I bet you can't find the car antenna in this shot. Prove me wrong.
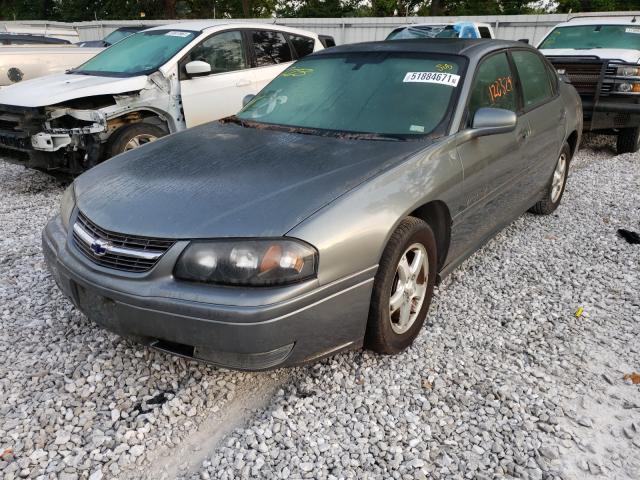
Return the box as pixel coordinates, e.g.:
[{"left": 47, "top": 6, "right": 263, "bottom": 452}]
[{"left": 632, "top": 15, "right": 637, "bottom": 23}]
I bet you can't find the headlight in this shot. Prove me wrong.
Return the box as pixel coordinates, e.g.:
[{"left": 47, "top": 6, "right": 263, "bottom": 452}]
[
  {"left": 174, "top": 239, "right": 318, "bottom": 286},
  {"left": 60, "top": 184, "right": 76, "bottom": 229},
  {"left": 617, "top": 66, "right": 640, "bottom": 77}
]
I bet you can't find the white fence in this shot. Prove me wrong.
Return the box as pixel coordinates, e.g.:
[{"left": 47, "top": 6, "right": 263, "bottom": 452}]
[{"left": 3, "top": 11, "right": 639, "bottom": 46}]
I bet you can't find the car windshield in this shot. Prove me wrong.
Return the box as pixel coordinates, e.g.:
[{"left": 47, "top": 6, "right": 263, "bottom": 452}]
[
  {"left": 236, "top": 52, "right": 465, "bottom": 139},
  {"left": 104, "top": 28, "right": 142, "bottom": 45},
  {"left": 539, "top": 25, "right": 640, "bottom": 50},
  {"left": 386, "top": 25, "right": 447, "bottom": 40},
  {"left": 74, "top": 29, "right": 196, "bottom": 77}
]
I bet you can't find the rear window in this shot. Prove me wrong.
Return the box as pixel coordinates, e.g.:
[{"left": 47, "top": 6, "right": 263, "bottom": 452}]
[
  {"left": 252, "top": 30, "right": 293, "bottom": 67},
  {"left": 288, "top": 34, "right": 315, "bottom": 58},
  {"left": 478, "top": 26, "right": 492, "bottom": 39}
]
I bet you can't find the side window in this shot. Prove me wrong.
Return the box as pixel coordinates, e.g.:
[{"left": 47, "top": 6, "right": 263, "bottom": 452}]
[
  {"left": 545, "top": 61, "right": 559, "bottom": 95},
  {"left": 511, "top": 50, "right": 554, "bottom": 109},
  {"left": 467, "top": 52, "right": 517, "bottom": 125},
  {"left": 478, "top": 26, "right": 492, "bottom": 39},
  {"left": 252, "top": 30, "right": 292, "bottom": 67},
  {"left": 184, "top": 31, "right": 246, "bottom": 74},
  {"left": 287, "top": 34, "right": 315, "bottom": 58}
]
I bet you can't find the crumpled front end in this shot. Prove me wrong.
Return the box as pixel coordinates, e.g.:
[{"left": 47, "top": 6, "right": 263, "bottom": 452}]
[
  {"left": 0, "top": 102, "right": 109, "bottom": 173},
  {"left": 0, "top": 72, "right": 180, "bottom": 174}
]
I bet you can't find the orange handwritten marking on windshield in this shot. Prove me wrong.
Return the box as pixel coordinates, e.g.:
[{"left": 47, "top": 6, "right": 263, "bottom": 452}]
[{"left": 489, "top": 76, "right": 513, "bottom": 103}]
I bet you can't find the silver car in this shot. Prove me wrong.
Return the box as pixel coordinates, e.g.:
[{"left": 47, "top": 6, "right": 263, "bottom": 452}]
[{"left": 42, "top": 39, "right": 582, "bottom": 370}]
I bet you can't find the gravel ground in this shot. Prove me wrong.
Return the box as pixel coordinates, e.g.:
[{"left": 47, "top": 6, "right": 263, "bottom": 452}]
[{"left": 0, "top": 135, "right": 639, "bottom": 480}]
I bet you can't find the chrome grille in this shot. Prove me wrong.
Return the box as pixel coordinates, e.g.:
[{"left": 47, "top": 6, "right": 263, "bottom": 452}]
[{"left": 72, "top": 211, "right": 175, "bottom": 273}]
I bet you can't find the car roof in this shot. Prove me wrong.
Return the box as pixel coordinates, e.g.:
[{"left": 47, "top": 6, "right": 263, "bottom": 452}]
[
  {"left": 314, "top": 38, "right": 530, "bottom": 58},
  {"left": 0, "top": 33, "right": 70, "bottom": 44},
  {"left": 393, "top": 21, "right": 492, "bottom": 29},
  {"left": 143, "top": 21, "right": 319, "bottom": 37},
  {"left": 557, "top": 16, "right": 639, "bottom": 27}
]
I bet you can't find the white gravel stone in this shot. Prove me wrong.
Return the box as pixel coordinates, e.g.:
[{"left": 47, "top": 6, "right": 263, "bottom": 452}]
[{"left": 1, "top": 134, "right": 638, "bottom": 480}]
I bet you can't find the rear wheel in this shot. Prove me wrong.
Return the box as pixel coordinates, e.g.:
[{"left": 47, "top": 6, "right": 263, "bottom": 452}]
[
  {"left": 529, "top": 143, "right": 570, "bottom": 215},
  {"left": 365, "top": 217, "right": 437, "bottom": 354},
  {"left": 616, "top": 127, "right": 640, "bottom": 154},
  {"left": 107, "top": 123, "right": 166, "bottom": 159}
]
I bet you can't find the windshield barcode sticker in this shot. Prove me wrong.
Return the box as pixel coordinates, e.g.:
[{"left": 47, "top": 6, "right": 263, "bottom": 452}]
[
  {"left": 626, "top": 27, "right": 640, "bottom": 34},
  {"left": 165, "top": 31, "right": 191, "bottom": 37},
  {"left": 404, "top": 72, "right": 460, "bottom": 87}
]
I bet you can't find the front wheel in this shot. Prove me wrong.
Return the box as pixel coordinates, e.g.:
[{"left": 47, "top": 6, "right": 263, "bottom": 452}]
[
  {"left": 616, "top": 127, "right": 640, "bottom": 154},
  {"left": 365, "top": 217, "right": 437, "bottom": 354},
  {"left": 529, "top": 143, "right": 570, "bottom": 215},
  {"left": 107, "top": 123, "right": 166, "bottom": 159}
]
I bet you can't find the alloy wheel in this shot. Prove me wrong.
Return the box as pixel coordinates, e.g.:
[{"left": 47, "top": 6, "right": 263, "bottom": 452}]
[
  {"left": 389, "top": 243, "right": 429, "bottom": 334},
  {"left": 124, "top": 134, "right": 158, "bottom": 151},
  {"left": 550, "top": 152, "right": 567, "bottom": 203}
]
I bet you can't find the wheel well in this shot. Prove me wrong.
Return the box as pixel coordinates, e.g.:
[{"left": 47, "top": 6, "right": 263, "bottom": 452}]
[
  {"left": 409, "top": 201, "right": 451, "bottom": 271},
  {"left": 106, "top": 111, "right": 169, "bottom": 138},
  {"left": 567, "top": 130, "right": 578, "bottom": 158}
]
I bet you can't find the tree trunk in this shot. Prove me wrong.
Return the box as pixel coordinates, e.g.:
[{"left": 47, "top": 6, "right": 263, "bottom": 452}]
[
  {"left": 430, "top": 0, "right": 441, "bottom": 15},
  {"left": 242, "top": 0, "right": 251, "bottom": 17},
  {"left": 164, "top": 0, "right": 177, "bottom": 18}
]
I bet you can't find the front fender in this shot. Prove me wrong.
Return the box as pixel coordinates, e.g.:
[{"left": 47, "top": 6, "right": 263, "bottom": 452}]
[{"left": 287, "top": 138, "right": 462, "bottom": 285}]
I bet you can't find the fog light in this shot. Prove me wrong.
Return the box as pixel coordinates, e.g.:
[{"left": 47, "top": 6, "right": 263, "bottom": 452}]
[{"left": 616, "top": 82, "right": 640, "bottom": 93}]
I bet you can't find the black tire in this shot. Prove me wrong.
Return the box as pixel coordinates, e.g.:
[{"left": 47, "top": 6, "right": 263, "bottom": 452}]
[
  {"left": 529, "top": 143, "right": 571, "bottom": 215},
  {"left": 616, "top": 127, "right": 640, "bottom": 154},
  {"left": 365, "top": 217, "right": 437, "bottom": 354},
  {"left": 107, "top": 123, "right": 166, "bottom": 159}
]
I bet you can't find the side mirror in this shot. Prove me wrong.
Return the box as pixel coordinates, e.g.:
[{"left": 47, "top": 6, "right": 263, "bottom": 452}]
[
  {"left": 242, "top": 94, "right": 256, "bottom": 107},
  {"left": 185, "top": 60, "right": 211, "bottom": 77},
  {"left": 518, "top": 38, "right": 530, "bottom": 44},
  {"left": 470, "top": 108, "right": 517, "bottom": 138}
]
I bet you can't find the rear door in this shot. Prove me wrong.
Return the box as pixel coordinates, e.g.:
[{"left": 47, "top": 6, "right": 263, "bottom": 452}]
[
  {"left": 450, "top": 51, "right": 530, "bottom": 261},
  {"left": 247, "top": 29, "right": 296, "bottom": 93},
  {"left": 510, "top": 49, "right": 564, "bottom": 192},
  {"left": 179, "top": 30, "right": 254, "bottom": 128}
]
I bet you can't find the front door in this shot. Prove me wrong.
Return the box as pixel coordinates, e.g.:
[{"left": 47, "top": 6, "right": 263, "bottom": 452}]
[
  {"left": 449, "top": 51, "right": 530, "bottom": 262},
  {"left": 180, "top": 30, "right": 254, "bottom": 128}
]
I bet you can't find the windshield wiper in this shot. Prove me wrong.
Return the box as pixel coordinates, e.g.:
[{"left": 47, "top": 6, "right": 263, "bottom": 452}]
[
  {"left": 222, "top": 117, "right": 406, "bottom": 141},
  {"left": 340, "top": 133, "right": 404, "bottom": 142}
]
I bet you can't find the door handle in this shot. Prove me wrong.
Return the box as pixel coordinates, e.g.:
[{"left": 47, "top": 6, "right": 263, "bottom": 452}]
[
  {"left": 235, "top": 79, "right": 251, "bottom": 87},
  {"left": 558, "top": 110, "right": 566, "bottom": 121}
]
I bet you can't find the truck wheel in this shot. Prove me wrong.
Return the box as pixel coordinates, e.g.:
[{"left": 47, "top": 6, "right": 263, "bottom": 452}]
[
  {"left": 107, "top": 123, "right": 166, "bottom": 158},
  {"left": 616, "top": 127, "right": 640, "bottom": 154},
  {"left": 365, "top": 217, "right": 437, "bottom": 354},
  {"left": 529, "top": 143, "right": 571, "bottom": 215}
]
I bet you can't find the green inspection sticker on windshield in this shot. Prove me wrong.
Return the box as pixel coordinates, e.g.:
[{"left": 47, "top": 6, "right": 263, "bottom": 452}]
[{"left": 403, "top": 72, "right": 460, "bottom": 87}]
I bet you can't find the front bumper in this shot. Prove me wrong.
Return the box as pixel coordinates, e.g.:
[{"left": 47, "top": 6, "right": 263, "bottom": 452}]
[{"left": 42, "top": 214, "right": 375, "bottom": 370}]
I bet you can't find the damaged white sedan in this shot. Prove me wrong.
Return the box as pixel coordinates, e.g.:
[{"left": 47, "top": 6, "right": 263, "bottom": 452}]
[{"left": 0, "top": 21, "right": 328, "bottom": 174}]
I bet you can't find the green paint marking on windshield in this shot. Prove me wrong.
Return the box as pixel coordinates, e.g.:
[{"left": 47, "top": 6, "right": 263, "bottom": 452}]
[{"left": 281, "top": 67, "right": 314, "bottom": 77}]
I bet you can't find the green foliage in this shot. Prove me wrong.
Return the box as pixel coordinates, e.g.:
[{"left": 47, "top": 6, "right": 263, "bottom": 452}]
[
  {"left": 0, "top": 0, "right": 636, "bottom": 21},
  {"left": 555, "top": 0, "right": 637, "bottom": 13}
]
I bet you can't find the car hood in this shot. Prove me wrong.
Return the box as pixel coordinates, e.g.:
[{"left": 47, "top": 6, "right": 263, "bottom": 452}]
[
  {"left": 74, "top": 122, "right": 431, "bottom": 239},
  {"left": 540, "top": 48, "right": 640, "bottom": 64},
  {"left": 0, "top": 72, "right": 148, "bottom": 107}
]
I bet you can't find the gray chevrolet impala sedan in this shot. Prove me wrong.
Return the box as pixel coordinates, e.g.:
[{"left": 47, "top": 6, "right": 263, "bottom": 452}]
[{"left": 43, "top": 39, "right": 582, "bottom": 370}]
